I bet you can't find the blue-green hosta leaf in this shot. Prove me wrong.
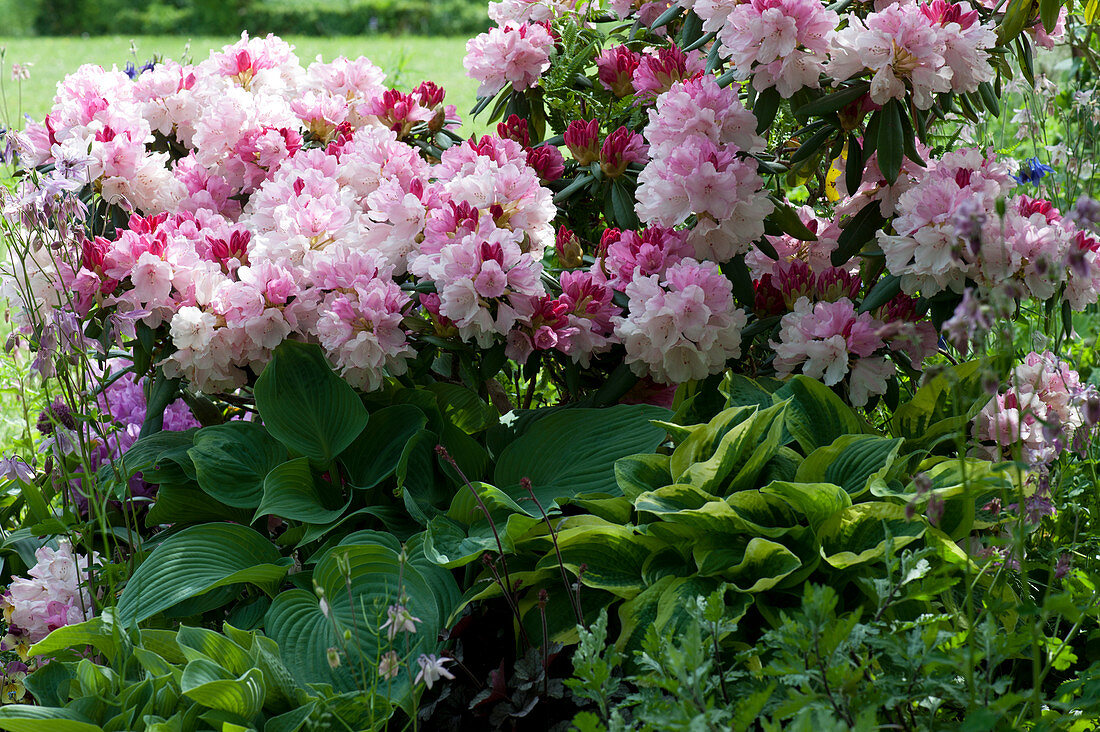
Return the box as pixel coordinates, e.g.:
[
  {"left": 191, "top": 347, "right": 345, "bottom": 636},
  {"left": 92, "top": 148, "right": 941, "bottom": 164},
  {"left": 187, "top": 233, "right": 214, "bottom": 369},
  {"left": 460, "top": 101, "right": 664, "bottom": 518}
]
[
  {"left": 338, "top": 405, "right": 427, "bottom": 491},
  {"left": 0, "top": 706, "right": 103, "bottom": 732},
  {"left": 188, "top": 422, "right": 287, "bottom": 508},
  {"left": 795, "top": 435, "right": 904, "bottom": 497},
  {"left": 615, "top": 453, "right": 672, "bottom": 501},
  {"left": 817, "top": 502, "right": 926, "bottom": 569},
  {"left": 254, "top": 341, "right": 368, "bottom": 465},
  {"left": 778, "top": 375, "right": 867, "bottom": 453},
  {"left": 759, "top": 481, "right": 852, "bottom": 532},
  {"left": 426, "top": 383, "right": 498, "bottom": 434},
  {"left": 254, "top": 458, "right": 349, "bottom": 524},
  {"left": 117, "top": 523, "right": 291, "bottom": 624},
  {"left": 265, "top": 542, "right": 457, "bottom": 698},
  {"left": 180, "top": 658, "right": 265, "bottom": 721},
  {"left": 494, "top": 405, "right": 670, "bottom": 507}
]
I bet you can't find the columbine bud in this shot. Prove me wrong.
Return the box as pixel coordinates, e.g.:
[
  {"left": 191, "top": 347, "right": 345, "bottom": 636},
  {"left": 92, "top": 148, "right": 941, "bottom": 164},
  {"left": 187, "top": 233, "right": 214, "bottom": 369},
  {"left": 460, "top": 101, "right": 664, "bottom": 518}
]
[
  {"left": 327, "top": 648, "right": 341, "bottom": 669},
  {"left": 564, "top": 119, "right": 600, "bottom": 165},
  {"left": 925, "top": 493, "right": 945, "bottom": 527},
  {"left": 1085, "top": 393, "right": 1100, "bottom": 427}
]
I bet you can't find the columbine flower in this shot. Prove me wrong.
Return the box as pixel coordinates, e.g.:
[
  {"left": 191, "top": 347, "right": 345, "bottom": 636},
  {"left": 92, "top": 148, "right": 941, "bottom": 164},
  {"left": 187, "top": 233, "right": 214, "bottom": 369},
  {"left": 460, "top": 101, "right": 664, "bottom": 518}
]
[
  {"left": 380, "top": 603, "right": 421, "bottom": 640},
  {"left": 378, "top": 650, "right": 401, "bottom": 680},
  {"left": 1013, "top": 157, "right": 1055, "bottom": 186},
  {"left": 0, "top": 457, "right": 34, "bottom": 485},
  {"left": 414, "top": 654, "right": 455, "bottom": 689}
]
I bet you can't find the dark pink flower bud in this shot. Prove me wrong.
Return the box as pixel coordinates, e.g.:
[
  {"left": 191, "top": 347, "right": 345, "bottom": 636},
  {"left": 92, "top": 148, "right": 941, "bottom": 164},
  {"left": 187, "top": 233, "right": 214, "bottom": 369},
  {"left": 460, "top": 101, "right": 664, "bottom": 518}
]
[
  {"left": 497, "top": 114, "right": 531, "bottom": 147},
  {"left": 527, "top": 145, "right": 565, "bottom": 182},
  {"left": 596, "top": 46, "right": 641, "bottom": 98},
  {"left": 599, "top": 126, "right": 648, "bottom": 178},
  {"left": 565, "top": 119, "right": 600, "bottom": 165}
]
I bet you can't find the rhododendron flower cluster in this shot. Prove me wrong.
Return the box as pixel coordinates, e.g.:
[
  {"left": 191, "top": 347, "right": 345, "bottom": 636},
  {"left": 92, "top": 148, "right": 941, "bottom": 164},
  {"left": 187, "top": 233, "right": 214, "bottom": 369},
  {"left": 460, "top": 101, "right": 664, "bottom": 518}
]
[
  {"left": 771, "top": 295, "right": 936, "bottom": 406},
  {"left": 974, "top": 352, "right": 1098, "bottom": 466},
  {"left": 615, "top": 259, "right": 748, "bottom": 384},
  {"left": 464, "top": 23, "right": 556, "bottom": 98},
  {"left": 694, "top": 0, "right": 838, "bottom": 98},
  {"left": 878, "top": 147, "right": 1100, "bottom": 304},
  {"left": 636, "top": 76, "right": 772, "bottom": 263},
  {"left": 1, "top": 540, "right": 95, "bottom": 645},
  {"left": 828, "top": 0, "right": 996, "bottom": 108}
]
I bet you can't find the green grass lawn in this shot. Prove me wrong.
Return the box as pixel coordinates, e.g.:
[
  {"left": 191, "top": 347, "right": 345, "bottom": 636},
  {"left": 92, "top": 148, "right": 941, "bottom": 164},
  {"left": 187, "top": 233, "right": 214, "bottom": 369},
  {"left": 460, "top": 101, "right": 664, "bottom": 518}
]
[{"left": 0, "top": 35, "right": 485, "bottom": 134}]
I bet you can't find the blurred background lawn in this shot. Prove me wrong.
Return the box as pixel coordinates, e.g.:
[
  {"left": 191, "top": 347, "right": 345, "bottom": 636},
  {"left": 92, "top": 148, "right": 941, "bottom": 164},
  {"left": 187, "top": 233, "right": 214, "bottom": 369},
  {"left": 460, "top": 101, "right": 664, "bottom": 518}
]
[{"left": 0, "top": 36, "right": 480, "bottom": 131}]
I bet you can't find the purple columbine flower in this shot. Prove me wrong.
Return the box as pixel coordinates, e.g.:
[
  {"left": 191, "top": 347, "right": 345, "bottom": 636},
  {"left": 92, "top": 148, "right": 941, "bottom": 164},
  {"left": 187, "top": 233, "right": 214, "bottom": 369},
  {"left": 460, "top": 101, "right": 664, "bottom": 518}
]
[{"left": 1013, "top": 157, "right": 1055, "bottom": 186}]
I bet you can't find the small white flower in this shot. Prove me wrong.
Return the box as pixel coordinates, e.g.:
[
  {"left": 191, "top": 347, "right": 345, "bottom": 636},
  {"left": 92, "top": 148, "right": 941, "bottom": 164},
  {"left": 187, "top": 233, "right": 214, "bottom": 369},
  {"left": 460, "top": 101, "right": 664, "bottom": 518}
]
[
  {"left": 380, "top": 604, "right": 421, "bottom": 640},
  {"left": 414, "top": 654, "right": 454, "bottom": 690}
]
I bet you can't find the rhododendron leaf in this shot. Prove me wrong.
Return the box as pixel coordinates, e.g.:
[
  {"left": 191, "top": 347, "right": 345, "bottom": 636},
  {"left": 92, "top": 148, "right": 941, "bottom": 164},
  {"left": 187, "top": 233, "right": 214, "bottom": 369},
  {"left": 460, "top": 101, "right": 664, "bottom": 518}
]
[
  {"left": 615, "top": 453, "right": 672, "bottom": 501},
  {"left": 817, "top": 503, "right": 926, "bottom": 569},
  {"left": 877, "top": 101, "right": 904, "bottom": 184},
  {"left": 721, "top": 256, "right": 755, "bottom": 309},
  {"left": 180, "top": 659, "right": 265, "bottom": 721},
  {"left": 0, "top": 706, "right": 103, "bottom": 732},
  {"left": 254, "top": 341, "right": 368, "bottom": 465},
  {"left": 779, "top": 376, "right": 866, "bottom": 453},
  {"left": 494, "top": 405, "right": 671, "bottom": 507},
  {"left": 793, "top": 81, "right": 871, "bottom": 122},
  {"left": 1086, "top": 0, "right": 1100, "bottom": 24},
  {"left": 767, "top": 196, "right": 818, "bottom": 241},
  {"left": 998, "top": 0, "right": 1034, "bottom": 44},
  {"left": 831, "top": 202, "right": 884, "bottom": 265},
  {"left": 553, "top": 173, "right": 596, "bottom": 204},
  {"left": 753, "top": 87, "right": 782, "bottom": 134},
  {"left": 338, "top": 405, "right": 427, "bottom": 490},
  {"left": 858, "top": 274, "right": 901, "bottom": 314},
  {"left": 845, "top": 133, "right": 864, "bottom": 195},
  {"left": 189, "top": 422, "right": 288, "bottom": 508},
  {"left": 795, "top": 435, "right": 904, "bottom": 497},
  {"left": 117, "top": 523, "right": 290, "bottom": 624},
  {"left": 651, "top": 2, "right": 684, "bottom": 28},
  {"left": 254, "top": 458, "right": 348, "bottom": 525},
  {"left": 789, "top": 123, "right": 835, "bottom": 166},
  {"left": 609, "top": 179, "right": 639, "bottom": 229}
]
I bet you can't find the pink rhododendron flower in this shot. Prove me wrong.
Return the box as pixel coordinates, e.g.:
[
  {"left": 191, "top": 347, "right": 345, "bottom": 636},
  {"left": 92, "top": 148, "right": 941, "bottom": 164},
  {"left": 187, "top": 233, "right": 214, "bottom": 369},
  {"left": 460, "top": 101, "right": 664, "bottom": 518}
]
[
  {"left": 464, "top": 23, "right": 556, "bottom": 98},
  {"left": 2, "top": 540, "right": 96, "bottom": 644},
  {"left": 615, "top": 259, "right": 747, "bottom": 383}
]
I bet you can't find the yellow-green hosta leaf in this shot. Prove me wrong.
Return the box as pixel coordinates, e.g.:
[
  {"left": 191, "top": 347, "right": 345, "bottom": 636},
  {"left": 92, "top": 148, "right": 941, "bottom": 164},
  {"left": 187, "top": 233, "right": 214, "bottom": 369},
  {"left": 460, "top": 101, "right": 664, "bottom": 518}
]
[
  {"left": 817, "top": 503, "right": 925, "bottom": 569},
  {"left": 795, "top": 435, "right": 904, "bottom": 497}
]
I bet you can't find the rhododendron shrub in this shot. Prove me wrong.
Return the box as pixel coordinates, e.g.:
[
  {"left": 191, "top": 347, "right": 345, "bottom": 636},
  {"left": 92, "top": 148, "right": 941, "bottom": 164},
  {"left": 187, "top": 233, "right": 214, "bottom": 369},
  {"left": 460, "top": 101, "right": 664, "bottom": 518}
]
[
  {"left": 0, "top": 1, "right": 1088, "bottom": 435},
  {"left": 4, "top": 0, "right": 1100, "bottom": 728}
]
